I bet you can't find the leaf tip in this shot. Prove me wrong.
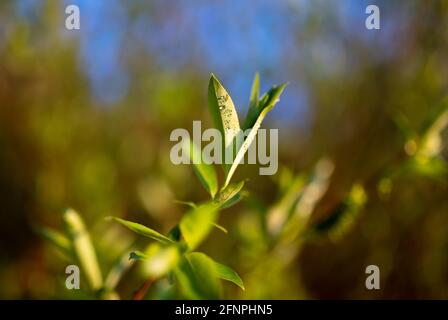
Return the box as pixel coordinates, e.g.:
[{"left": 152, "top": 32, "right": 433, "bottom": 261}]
[{"left": 209, "top": 73, "right": 218, "bottom": 84}]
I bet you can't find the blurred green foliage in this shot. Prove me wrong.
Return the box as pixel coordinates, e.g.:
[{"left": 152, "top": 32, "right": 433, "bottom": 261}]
[{"left": 0, "top": 0, "right": 448, "bottom": 299}]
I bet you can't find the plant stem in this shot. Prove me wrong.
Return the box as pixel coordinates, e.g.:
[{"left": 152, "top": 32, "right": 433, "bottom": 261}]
[{"left": 133, "top": 278, "right": 153, "bottom": 300}]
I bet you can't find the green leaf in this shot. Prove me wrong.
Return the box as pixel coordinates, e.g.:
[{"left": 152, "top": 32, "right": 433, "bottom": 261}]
[
  {"left": 220, "top": 192, "right": 245, "bottom": 209},
  {"left": 173, "top": 257, "right": 210, "bottom": 299},
  {"left": 225, "top": 83, "right": 287, "bottom": 188},
  {"left": 111, "top": 217, "right": 173, "bottom": 245},
  {"left": 243, "top": 82, "right": 287, "bottom": 131},
  {"left": 179, "top": 203, "right": 218, "bottom": 251},
  {"left": 34, "top": 226, "right": 73, "bottom": 258},
  {"left": 140, "top": 243, "right": 180, "bottom": 278},
  {"left": 63, "top": 208, "right": 103, "bottom": 290},
  {"left": 243, "top": 73, "right": 261, "bottom": 131},
  {"left": 174, "top": 253, "right": 244, "bottom": 298},
  {"left": 173, "top": 259, "right": 202, "bottom": 299},
  {"left": 182, "top": 137, "right": 218, "bottom": 198},
  {"left": 214, "top": 180, "right": 245, "bottom": 208},
  {"left": 208, "top": 74, "right": 241, "bottom": 171},
  {"left": 186, "top": 252, "right": 221, "bottom": 299},
  {"left": 187, "top": 252, "right": 244, "bottom": 291},
  {"left": 173, "top": 200, "right": 197, "bottom": 208},
  {"left": 250, "top": 73, "right": 260, "bottom": 110},
  {"left": 214, "top": 260, "right": 245, "bottom": 290}
]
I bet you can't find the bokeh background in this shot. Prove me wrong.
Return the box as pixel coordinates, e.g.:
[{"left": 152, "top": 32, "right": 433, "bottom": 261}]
[{"left": 1, "top": 0, "right": 448, "bottom": 299}]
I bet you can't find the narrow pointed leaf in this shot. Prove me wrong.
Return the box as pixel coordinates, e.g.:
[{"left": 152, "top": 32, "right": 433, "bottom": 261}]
[
  {"left": 173, "top": 200, "right": 197, "bottom": 208},
  {"left": 34, "top": 226, "right": 73, "bottom": 258},
  {"left": 243, "top": 73, "right": 261, "bottom": 130},
  {"left": 225, "top": 84, "right": 287, "bottom": 188},
  {"left": 214, "top": 180, "right": 245, "bottom": 208},
  {"left": 182, "top": 137, "right": 218, "bottom": 198},
  {"left": 188, "top": 252, "right": 244, "bottom": 291},
  {"left": 63, "top": 208, "right": 103, "bottom": 290},
  {"left": 208, "top": 74, "right": 241, "bottom": 171},
  {"left": 250, "top": 73, "right": 260, "bottom": 108},
  {"left": 214, "top": 261, "right": 245, "bottom": 290},
  {"left": 112, "top": 217, "right": 173, "bottom": 245},
  {"left": 219, "top": 193, "right": 244, "bottom": 209},
  {"left": 243, "top": 83, "right": 287, "bottom": 130}
]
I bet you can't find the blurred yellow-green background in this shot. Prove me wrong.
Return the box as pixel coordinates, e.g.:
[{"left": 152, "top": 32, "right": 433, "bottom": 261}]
[{"left": 1, "top": 0, "right": 448, "bottom": 299}]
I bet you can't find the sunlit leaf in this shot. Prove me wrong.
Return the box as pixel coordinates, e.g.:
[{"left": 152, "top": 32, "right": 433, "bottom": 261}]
[
  {"left": 243, "top": 82, "right": 287, "bottom": 131},
  {"left": 208, "top": 74, "right": 241, "bottom": 172},
  {"left": 140, "top": 243, "right": 180, "bottom": 278},
  {"left": 179, "top": 203, "right": 217, "bottom": 250},
  {"left": 111, "top": 217, "right": 173, "bottom": 245},
  {"left": 63, "top": 208, "right": 103, "bottom": 290},
  {"left": 225, "top": 84, "right": 287, "bottom": 188},
  {"left": 214, "top": 180, "right": 245, "bottom": 208},
  {"left": 219, "top": 192, "right": 245, "bottom": 209}
]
